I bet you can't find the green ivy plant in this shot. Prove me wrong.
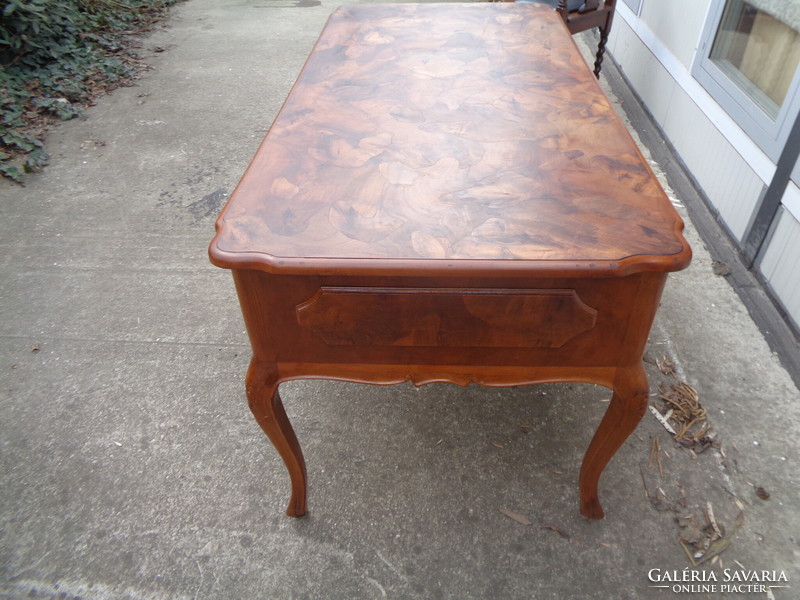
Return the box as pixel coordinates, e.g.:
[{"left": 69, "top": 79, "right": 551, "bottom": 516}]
[{"left": 1, "top": 0, "right": 180, "bottom": 183}]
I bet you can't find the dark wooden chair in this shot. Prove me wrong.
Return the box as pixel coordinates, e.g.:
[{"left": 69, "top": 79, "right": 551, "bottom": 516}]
[{"left": 503, "top": 0, "right": 618, "bottom": 78}]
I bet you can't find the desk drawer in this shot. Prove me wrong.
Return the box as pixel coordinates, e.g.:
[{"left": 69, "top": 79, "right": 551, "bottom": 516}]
[{"left": 295, "top": 287, "right": 597, "bottom": 349}]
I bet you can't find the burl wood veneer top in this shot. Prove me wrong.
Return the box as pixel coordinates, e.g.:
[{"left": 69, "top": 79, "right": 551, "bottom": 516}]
[{"left": 210, "top": 3, "right": 691, "bottom": 277}]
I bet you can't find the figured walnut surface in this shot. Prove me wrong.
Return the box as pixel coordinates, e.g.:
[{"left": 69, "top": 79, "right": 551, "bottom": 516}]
[{"left": 209, "top": 3, "right": 690, "bottom": 277}]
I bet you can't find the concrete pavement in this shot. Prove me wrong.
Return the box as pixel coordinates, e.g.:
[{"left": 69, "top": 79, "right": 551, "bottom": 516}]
[{"left": 1, "top": 1, "right": 799, "bottom": 598}]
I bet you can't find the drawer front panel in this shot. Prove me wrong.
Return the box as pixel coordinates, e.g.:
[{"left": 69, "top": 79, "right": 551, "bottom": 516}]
[{"left": 296, "top": 287, "right": 597, "bottom": 349}]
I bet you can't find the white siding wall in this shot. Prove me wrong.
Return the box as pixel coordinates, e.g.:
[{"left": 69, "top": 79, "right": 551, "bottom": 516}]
[
  {"left": 660, "top": 82, "right": 765, "bottom": 239},
  {"left": 759, "top": 205, "right": 800, "bottom": 331},
  {"left": 638, "top": 0, "right": 710, "bottom": 69},
  {"left": 608, "top": 15, "right": 765, "bottom": 240}
]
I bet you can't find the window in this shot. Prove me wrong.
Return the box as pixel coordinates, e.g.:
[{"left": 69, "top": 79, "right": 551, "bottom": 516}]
[
  {"left": 711, "top": 2, "right": 800, "bottom": 119},
  {"left": 693, "top": 0, "right": 800, "bottom": 161}
]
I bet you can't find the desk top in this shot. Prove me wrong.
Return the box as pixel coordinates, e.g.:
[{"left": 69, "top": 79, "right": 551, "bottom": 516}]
[{"left": 210, "top": 3, "right": 691, "bottom": 277}]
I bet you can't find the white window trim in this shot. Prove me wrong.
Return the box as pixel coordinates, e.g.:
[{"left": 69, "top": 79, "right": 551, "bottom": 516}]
[{"left": 691, "top": 0, "right": 800, "bottom": 163}]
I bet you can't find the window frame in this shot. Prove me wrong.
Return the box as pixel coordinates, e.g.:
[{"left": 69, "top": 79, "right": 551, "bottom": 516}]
[{"left": 691, "top": 0, "right": 800, "bottom": 162}]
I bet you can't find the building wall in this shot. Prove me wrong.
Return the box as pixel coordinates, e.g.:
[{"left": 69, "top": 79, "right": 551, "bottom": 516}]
[
  {"left": 638, "top": 0, "right": 710, "bottom": 69},
  {"left": 607, "top": 1, "right": 799, "bottom": 330},
  {"left": 760, "top": 202, "right": 800, "bottom": 331}
]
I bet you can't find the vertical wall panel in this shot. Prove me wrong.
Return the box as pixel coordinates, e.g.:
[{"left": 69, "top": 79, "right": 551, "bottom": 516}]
[
  {"left": 759, "top": 208, "right": 800, "bottom": 330},
  {"left": 609, "top": 19, "right": 677, "bottom": 125},
  {"left": 660, "top": 85, "right": 765, "bottom": 240},
  {"left": 639, "top": 0, "right": 711, "bottom": 69}
]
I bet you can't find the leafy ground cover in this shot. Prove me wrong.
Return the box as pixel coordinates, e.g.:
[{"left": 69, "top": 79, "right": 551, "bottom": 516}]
[{"left": 1, "top": 0, "right": 181, "bottom": 183}]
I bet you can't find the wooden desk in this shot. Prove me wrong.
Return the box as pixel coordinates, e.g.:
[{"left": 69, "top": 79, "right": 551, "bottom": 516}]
[{"left": 209, "top": 3, "right": 691, "bottom": 519}]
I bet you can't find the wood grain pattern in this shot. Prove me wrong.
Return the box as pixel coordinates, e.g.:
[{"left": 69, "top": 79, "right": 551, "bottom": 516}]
[
  {"left": 235, "top": 270, "right": 652, "bottom": 370},
  {"left": 209, "top": 3, "right": 690, "bottom": 276},
  {"left": 296, "top": 287, "right": 597, "bottom": 348}
]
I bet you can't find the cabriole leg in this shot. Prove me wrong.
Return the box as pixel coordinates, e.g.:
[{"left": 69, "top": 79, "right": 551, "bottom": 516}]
[
  {"left": 246, "top": 359, "right": 307, "bottom": 517},
  {"left": 579, "top": 365, "right": 648, "bottom": 519}
]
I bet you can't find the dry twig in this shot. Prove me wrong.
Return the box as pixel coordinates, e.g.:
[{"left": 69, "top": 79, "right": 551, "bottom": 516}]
[
  {"left": 657, "top": 356, "right": 676, "bottom": 377},
  {"left": 658, "top": 382, "right": 716, "bottom": 452}
]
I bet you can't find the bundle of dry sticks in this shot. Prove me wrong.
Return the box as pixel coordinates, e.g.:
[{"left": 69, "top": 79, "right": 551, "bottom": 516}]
[{"left": 658, "top": 381, "right": 716, "bottom": 453}]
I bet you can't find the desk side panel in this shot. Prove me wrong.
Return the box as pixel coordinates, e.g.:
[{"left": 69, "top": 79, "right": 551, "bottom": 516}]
[{"left": 232, "top": 271, "right": 665, "bottom": 383}]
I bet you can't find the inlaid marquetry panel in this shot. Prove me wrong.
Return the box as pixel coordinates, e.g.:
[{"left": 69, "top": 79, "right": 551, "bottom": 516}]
[
  {"left": 296, "top": 287, "right": 597, "bottom": 348},
  {"left": 210, "top": 3, "right": 690, "bottom": 275}
]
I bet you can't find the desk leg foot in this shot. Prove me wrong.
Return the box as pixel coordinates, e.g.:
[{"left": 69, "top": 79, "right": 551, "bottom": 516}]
[
  {"left": 246, "top": 359, "right": 308, "bottom": 517},
  {"left": 579, "top": 365, "right": 648, "bottom": 519}
]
